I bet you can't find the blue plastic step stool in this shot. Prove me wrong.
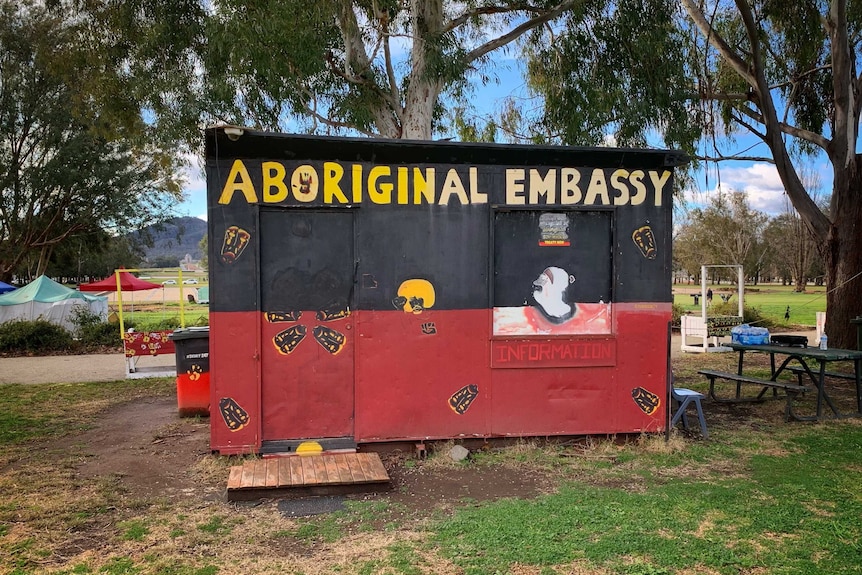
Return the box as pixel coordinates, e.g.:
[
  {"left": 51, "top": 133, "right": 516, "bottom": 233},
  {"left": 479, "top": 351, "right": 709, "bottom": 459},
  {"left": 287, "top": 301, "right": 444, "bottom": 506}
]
[{"left": 671, "top": 379, "right": 709, "bottom": 438}]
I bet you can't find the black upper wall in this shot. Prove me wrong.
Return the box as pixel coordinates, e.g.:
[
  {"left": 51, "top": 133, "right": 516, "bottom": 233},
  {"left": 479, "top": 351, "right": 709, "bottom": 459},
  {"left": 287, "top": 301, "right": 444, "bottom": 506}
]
[{"left": 205, "top": 128, "right": 684, "bottom": 313}]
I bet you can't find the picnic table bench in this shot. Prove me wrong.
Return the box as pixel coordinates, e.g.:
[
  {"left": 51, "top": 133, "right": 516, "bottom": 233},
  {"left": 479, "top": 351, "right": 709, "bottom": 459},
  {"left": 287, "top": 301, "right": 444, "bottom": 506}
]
[
  {"left": 704, "top": 342, "right": 862, "bottom": 421},
  {"left": 698, "top": 369, "right": 811, "bottom": 421},
  {"left": 786, "top": 364, "right": 856, "bottom": 383}
]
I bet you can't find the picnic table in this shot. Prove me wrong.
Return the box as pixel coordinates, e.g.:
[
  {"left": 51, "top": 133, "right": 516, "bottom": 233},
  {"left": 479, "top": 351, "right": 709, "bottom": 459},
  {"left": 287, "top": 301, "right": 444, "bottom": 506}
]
[{"left": 699, "top": 342, "right": 862, "bottom": 421}]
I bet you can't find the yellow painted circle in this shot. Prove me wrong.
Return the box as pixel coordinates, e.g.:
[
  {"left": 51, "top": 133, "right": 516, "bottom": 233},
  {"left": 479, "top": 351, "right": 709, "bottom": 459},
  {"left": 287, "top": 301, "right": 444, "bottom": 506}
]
[{"left": 296, "top": 441, "right": 323, "bottom": 456}]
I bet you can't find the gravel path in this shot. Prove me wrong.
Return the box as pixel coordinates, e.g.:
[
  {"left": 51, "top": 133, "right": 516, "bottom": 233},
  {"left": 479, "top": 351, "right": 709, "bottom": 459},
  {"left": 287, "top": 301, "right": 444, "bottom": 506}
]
[{"left": 0, "top": 352, "right": 176, "bottom": 384}]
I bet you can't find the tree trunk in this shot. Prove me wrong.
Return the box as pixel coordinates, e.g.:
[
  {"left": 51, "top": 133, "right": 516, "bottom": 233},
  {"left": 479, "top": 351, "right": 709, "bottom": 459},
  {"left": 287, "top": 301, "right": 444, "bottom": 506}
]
[
  {"left": 402, "top": 0, "right": 444, "bottom": 139},
  {"left": 824, "top": 164, "right": 862, "bottom": 349}
]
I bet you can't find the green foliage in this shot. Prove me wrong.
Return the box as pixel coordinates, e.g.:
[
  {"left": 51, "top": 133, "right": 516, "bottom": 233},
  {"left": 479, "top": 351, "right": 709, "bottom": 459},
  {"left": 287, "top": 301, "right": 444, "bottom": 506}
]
[
  {"left": 710, "top": 300, "right": 772, "bottom": 327},
  {"left": 46, "top": 233, "right": 144, "bottom": 283},
  {"left": 199, "top": 1, "right": 580, "bottom": 139},
  {"left": 0, "top": 319, "right": 73, "bottom": 353},
  {"left": 671, "top": 303, "right": 685, "bottom": 327},
  {"left": 526, "top": 0, "right": 699, "bottom": 156},
  {"left": 198, "top": 234, "right": 208, "bottom": 271},
  {"left": 70, "top": 307, "right": 118, "bottom": 347},
  {"left": 0, "top": 1, "right": 185, "bottom": 280}
]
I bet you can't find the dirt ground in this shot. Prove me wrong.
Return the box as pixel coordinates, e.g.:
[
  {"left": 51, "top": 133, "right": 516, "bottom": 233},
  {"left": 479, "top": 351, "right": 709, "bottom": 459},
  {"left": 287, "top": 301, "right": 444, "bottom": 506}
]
[
  {"left": 0, "top": 349, "right": 572, "bottom": 517},
  {"left": 0, "top": 328, "right": 816, "bottom": 510},
  {"left": 44, "top": 393, "right": 555, "bottom": 519}
]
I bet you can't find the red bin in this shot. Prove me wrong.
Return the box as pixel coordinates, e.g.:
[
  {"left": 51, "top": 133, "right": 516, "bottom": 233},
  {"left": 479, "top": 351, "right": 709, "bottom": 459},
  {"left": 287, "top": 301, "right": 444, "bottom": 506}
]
[{"left": 169, "top": 327, "right": 210, "bottom": 417}]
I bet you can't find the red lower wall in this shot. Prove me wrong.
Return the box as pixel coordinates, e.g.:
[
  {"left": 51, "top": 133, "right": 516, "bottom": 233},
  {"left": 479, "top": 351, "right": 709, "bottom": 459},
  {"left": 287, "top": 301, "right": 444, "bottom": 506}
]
[{"left": 209, "top": 303, "right": 670, "bottom": 454}]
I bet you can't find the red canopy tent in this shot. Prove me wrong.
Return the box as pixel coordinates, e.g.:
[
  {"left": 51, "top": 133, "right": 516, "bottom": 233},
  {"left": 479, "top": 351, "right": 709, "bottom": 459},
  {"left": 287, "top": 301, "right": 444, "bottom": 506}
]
[{"left": 78, "top": 271, "right": 162, "bottom": 292}]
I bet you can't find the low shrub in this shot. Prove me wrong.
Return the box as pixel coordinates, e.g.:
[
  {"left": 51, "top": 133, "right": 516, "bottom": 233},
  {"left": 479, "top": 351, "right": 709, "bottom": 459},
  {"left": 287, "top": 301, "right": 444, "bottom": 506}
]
[
  {"left": 70, "top": 307, "right": 120, "bottom": 347},
  {"left": 0, "top": 319, "right": 74, "bottom": 354},
  {"left": 131, "top": 315, "right": 208, "bottom": 332},
  {"left": 710, "top": 300, "right": 774, "bottom": 328},
  {"left": 137, "top": 317, "right": 183, "bottom": 332},
  {"left": 671, "top": 303, "right": 685, "bottom": 327}
]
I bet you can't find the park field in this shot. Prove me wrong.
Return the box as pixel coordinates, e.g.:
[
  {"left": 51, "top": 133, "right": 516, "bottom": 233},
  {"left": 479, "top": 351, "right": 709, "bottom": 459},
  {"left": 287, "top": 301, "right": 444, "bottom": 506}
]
[{"left": 674, "top": 283, "right": 826, "bottom": 327}]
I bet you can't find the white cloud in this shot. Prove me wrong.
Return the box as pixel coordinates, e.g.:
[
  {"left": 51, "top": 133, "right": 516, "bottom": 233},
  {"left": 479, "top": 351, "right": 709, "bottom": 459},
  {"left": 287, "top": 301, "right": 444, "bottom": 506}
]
[
  {"left": 685, "top": 159, "right": 835, "bottom": 216},
  {"left": 177, "top": 152, "right": 208, "bottom": 220},
  {"left": 685, "top": 162, "right": 831, "bottom": 216},
  {"left": 181, "top": 152, "right": 206, "bottom": 191},
  {"left": 718, "top": 163, "right": 790, "bottom": 214}
]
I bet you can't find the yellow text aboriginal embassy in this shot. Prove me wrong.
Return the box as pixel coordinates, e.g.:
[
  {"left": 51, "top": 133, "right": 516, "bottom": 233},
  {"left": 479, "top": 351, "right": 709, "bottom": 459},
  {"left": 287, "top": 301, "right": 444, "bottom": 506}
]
[{"left": 218, "top": 160, "right": 672, "bottom": 207}]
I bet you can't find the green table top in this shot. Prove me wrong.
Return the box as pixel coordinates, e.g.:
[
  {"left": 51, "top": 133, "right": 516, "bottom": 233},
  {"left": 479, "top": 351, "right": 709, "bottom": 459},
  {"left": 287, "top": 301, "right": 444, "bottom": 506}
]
[{"left": 726, "top": 342, "right": 862, "bottom": 361}]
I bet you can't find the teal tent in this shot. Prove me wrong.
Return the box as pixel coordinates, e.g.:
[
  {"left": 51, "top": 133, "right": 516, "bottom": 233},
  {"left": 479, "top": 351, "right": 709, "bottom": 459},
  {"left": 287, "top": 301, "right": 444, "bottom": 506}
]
[{"left": 0, "top": 275, "right": 108, "bottom": 331}]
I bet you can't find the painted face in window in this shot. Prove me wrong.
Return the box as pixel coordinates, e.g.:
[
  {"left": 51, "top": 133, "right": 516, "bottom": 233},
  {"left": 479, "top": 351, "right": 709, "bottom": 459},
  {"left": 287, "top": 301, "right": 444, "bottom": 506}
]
[{"left": 532, "top": 266, "right": 575, "bottom": 323}]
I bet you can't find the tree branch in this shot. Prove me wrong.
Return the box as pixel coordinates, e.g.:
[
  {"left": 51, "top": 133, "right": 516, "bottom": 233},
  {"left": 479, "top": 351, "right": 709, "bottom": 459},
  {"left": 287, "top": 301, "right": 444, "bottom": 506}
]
[
  {"left": 464, "top": 1, "right": 577, "bottom": 64},
  {"left": 738, "top": 0, "right": 831, "bottom": 239},
  {"left": 444, "top": 3, "right": 549, "bottom": 34},
  {"left": 729, "top": 96, "right": 833, "bottom": 152},
  {"left": 302, "top": 100, "right": 380, "bottom": 138},
  {"left": 379, "top": 9, "right": 403, "bottom": 123},
  {"left": 681, "top": 0, "right": 755, "bottom": 85},
  {"left": 727, "top": 109, "right": 766, "bottom": 141},
  {"left": 768, "top": 64, "right": 833, "bottom": 91},
  {"left": 696, "top": 154, "right": 776, "bottom": 163},
  {"left": 334, "top": 0, "right": 401, "bottom": 136}
]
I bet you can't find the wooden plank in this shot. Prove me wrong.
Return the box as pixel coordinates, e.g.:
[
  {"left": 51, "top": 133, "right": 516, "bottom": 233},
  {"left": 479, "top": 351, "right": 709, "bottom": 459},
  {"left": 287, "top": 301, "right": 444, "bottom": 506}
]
[
  {"left": 362, "top": 453, "right": 389, "bottom": 482},
  {"left": 289, "top": 456, "right": 304, "bottom": 486},
  {"left": 265, "top": 459, "right": 279, "bottom": 487},
  {"left": 353, "top": 453, "right": 373, "bottom": 483},
  {"left": 240, "top": 461, "right": 256, "bottom": 488},
  {"left": 252, "top": 459, "right": 268, "bottom": 488},
  {"left": 227, "top": 466, "right": 244, "bottom": 489},
  {"left": 301, "top": 456, "right": 319, "bottom": 485},
  {"left": 276, "top": 458, "right": 292, "bottom": 487},
  {"left": 346, "top": 453, "right": 368, "bottom": 483},
  {"left": 323, "top": 455, "right": 342, "bottom": 485},
  {"left": 333, "top": 453, "right": 354, "bottom": 483},
  {"left": 312, "top": 456, "right": 330, "bottom": 484},
  {"left": 373, "top": 456, "right": 390, "bottom": 482}
]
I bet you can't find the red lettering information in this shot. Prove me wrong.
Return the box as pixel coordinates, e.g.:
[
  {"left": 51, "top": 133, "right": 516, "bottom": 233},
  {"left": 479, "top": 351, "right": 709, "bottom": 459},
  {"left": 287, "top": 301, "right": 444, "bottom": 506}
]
[{"left": 491, "top": 338, "right": 617, "bottom": 369}]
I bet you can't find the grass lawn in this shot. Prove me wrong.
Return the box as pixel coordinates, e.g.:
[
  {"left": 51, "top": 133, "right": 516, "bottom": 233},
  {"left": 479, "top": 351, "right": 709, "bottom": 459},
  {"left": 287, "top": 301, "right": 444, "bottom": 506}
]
[
  {"left": 674, "top": 283, "right": 827, "bottom": 327},
  {"left": 1, "top": 347, "right": 861, "bottom": 574}
]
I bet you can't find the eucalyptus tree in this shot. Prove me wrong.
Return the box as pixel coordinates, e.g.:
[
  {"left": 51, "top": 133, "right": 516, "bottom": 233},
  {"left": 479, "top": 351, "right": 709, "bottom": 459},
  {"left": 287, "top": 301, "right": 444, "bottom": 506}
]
[
  {"left": 0, "top": 1, "right": 185, "bottom": 282},
  {"left": 763, "top": 212, "right": 821, "bottom": 291},
  {"left": 673, "top": 189, "right": 767, "bottom": 284},
  {"left": 527, "top": 0, "right": 862, "bottom": 347},
  {"left": 201, "top": 0, "right": 580, "bottom": 139}
]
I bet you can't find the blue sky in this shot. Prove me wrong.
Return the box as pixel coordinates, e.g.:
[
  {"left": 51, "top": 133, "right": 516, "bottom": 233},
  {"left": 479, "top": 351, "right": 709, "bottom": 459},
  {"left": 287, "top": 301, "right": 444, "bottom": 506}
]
[{"left": 177, "top": 153, "right": 208, "bottom": 221}]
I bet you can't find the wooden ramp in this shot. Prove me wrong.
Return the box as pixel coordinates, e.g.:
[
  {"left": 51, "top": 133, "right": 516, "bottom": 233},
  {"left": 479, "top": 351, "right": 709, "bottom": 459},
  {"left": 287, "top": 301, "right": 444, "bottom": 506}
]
[{"left": 226, "top": 452, "right": 390, "bottom": 501}]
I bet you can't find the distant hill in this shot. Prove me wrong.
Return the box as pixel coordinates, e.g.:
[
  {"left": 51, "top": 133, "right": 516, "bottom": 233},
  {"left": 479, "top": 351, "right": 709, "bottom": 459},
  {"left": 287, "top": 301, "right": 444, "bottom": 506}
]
[{"left": 132, "top": 217, "right": 207, "bottom": 266}]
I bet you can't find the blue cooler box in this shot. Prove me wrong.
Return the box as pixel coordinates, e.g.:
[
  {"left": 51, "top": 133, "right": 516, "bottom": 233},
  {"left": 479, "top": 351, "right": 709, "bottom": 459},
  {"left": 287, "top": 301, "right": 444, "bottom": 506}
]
[{"left": 731, "top": 324, "right": 770, "bottom": 345}]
